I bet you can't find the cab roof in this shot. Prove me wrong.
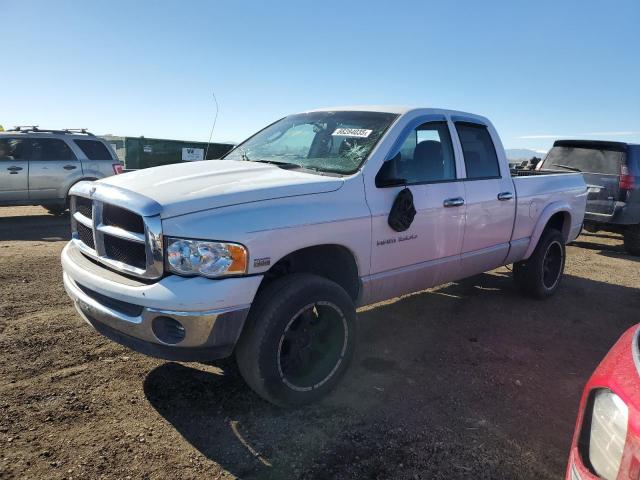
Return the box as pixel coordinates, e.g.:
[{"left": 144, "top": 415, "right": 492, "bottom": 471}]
[{"left": 304, "top": 105, "right": 491, "bottom": 123}]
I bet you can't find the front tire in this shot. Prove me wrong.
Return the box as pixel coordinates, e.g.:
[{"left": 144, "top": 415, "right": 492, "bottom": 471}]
[
  {"left": 623, "top": 224, "right": 640, "bottom": 256},
  {"left": 235, "top": 273, "right": 357, "bottom": 407},
  {"left": 513, "top": 228, "right": 566, "bottom": 299}
]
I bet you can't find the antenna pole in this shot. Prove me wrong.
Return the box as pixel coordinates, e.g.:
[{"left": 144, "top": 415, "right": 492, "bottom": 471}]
[{"left": 204, "top": 90, "right": 219, "bottom": 160}]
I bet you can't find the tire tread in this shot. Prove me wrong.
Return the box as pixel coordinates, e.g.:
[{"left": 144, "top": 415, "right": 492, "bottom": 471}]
[
  {"left": 235, "top": 273, "right": 355, "bottom": 407},
  {"left": 513, "top": 228, "right": 565, "bottom": 300}
]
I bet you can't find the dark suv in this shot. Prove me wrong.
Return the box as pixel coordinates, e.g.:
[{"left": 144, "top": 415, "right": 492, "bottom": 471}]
[{"left": 538, "top": 140, "right": 640, "bottom": 254}]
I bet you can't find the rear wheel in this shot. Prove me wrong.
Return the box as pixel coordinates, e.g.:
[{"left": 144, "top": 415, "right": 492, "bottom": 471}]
[
  {"left": 45, "top": 204, "right": 68, "bottom": 216},
  {"left": 623, "top": 224, "right": 640, "bottom": 256},
  {"left": 235, "top": 273, "right": 357, "bottom": 407},
  {"left": 513, "top": 228, "right": 566, "bottom": 299}
]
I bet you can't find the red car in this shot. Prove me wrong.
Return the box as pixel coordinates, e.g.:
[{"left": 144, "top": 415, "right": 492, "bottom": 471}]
[{"left": 567, "top": 325, "right": 640, "bottom": 480}]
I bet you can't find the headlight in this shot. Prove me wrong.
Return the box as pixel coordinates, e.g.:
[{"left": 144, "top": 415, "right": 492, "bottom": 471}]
[
  {"left": 165, "top": 237, "right": 247, "bottom": 278},
  {"left": 587, "top": 389, "right": 628, "bottom": 480}
]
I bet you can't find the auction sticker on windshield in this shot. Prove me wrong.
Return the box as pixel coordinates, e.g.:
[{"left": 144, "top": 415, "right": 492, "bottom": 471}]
[{"left": 332, "top": 128, "right": 372, "bottom": 138}]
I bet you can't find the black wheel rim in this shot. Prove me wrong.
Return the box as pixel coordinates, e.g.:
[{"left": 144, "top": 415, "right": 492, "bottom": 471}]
[
  {"left": 277, "top": 301, "right": 347, "bottom": 391},
  {"left": 542, "top": 240, "right": 563, "bottom": 289}
]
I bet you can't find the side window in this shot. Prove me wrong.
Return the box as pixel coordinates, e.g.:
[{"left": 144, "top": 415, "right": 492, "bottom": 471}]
[
  {"left": 0, "top": 138, "right": 26, "bottom": 160},
  {"left": 455, "top": 123, "right": 501, "bottom": 179},
  {"left": 74, "top": 140, "right": 114, "bottom": 160},
  {"left": 395, "top": 121, "right": 456, "bottom": 184},
  {"left": 27, "top": 138, "right": 77, "bottom": 161}
]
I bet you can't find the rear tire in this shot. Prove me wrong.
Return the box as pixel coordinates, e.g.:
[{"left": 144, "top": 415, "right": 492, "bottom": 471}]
[
  {"left": 235, "top": 273, "right": 357, "bottom": 407},
  {"left": 513, "top": 228, "right": 566, "bottom": 300},
  {"left": 45, "top": 204, "right": 68, "bottom": 216},
  {"left": 623, "top": 225, "right": 640, "bottom": 256}
]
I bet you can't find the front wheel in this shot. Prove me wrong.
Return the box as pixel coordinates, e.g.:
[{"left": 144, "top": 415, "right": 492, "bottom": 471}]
[
  {"left": 513, "top": 228, "right": 566, "bottom": 299},
  {"left": 235, "top": 273, "right": 357, "bottom": 407}
]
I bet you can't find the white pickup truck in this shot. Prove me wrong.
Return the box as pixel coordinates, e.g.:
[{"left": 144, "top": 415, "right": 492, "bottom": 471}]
[{"left": 61, "top": 107, "right": 587, "bottom": 406}]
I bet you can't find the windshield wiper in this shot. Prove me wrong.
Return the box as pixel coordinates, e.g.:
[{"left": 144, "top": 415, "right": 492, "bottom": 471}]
[
  {"left": 246, "top": 158, "right": 326, "bottom": 174},
  {"left": 251, "top": 159, "right": 300, "bottom": 167},
  {"left": 551, "top": 163, "right": 582, "bottom": 172},
  {"left": 252, "top": 159, "right": 288, "bottom": 165},
  {"left": 252, "top": 159, "right": 326, "bottom": 171}
]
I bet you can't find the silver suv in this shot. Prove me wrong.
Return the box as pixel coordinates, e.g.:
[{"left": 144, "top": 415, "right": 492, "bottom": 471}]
[{"left": 0, "top": 127, "right": 122, "bottom": 215}]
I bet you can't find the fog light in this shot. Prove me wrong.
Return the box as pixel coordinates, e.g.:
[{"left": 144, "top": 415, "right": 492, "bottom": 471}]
[{"left": 152, "top": 316, "right": 186, "bottom": 345}]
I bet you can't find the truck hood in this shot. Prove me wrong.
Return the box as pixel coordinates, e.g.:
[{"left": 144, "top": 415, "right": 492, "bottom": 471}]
[{"left": 99, "top": 160, "right": 344, "bottom": 218}]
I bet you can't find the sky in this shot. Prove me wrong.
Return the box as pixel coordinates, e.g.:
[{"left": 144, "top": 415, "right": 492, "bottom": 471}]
[{"left": 1, "top": 0, "right": 639, "bottom": 152}]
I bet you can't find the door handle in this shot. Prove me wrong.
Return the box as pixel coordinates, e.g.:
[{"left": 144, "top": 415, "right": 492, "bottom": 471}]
[
  {"left": 7, "top": 166, "right": 23, "bottom": 172},
  {"left": 443, "top": 197, "right": 465, "bottom": 207},
  {"left": 63, "top": 165, "right": 77, "bottom": 170},
  {"left": 497, "top": 191, "right": 514, "bottom": 201}
]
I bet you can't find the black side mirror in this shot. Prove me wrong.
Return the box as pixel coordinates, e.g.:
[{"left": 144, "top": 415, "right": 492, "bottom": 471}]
[{"left": 375, "top": 152, "right": 406, "bottom": 188}]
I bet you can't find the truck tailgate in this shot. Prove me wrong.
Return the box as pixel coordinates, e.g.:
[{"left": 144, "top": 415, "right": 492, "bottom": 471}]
[{"left": 582, "top": 172, "right": 620, "bottom": 216}]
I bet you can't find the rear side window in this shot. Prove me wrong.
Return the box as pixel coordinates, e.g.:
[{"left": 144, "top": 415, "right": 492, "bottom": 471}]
[
  {"left": 27, "top": 138, "right": 77, "bottom": 161},
  {"left": 74, "top": 140, "right": 113, "bottom": 160},
  {"left": 0, "top": 138, "right": 27, "bottom": 160},
  {"left": 543, "top": 147, "right": 622, "bottom": 175},
  {"left": 455, "top": 123, "right": 501, "bottom": 179}
]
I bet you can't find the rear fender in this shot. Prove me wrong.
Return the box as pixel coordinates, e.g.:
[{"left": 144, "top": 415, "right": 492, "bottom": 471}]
[{"left": 523, "top": 202, "right": 571, "bottom": 259}]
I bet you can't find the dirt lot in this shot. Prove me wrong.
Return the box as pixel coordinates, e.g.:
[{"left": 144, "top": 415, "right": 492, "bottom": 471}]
[{"left": 1, "top": 206, "right": 639, "bottom": 480}]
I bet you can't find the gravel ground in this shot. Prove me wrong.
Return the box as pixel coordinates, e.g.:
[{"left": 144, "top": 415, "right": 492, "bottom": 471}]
[{"left": 1, "top": 206, "right": 639, "bottom": 480}]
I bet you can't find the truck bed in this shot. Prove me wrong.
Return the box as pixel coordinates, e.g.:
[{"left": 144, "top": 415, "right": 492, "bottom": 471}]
[{"left": 510, "top": 170, "right": 587, "bottom": 248}]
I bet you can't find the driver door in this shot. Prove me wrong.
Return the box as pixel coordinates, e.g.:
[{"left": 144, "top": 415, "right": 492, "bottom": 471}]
[{"left": 363, "top": 119, "right": 466, "bottom": 303}]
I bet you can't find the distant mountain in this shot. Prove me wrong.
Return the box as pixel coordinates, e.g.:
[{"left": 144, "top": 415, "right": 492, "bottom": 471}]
[{"left": 506, "top": 148, "right": 547, "bottom": 161}]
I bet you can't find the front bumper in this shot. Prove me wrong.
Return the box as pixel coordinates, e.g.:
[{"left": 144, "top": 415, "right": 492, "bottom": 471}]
[{"left": 61, "top": 242, "right": 263, "bottom": 361}]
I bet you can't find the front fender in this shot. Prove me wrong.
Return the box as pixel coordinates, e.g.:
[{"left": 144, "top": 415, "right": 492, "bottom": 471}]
[{"left": 523, "top": 201, "right": 572, "bottom": 259}]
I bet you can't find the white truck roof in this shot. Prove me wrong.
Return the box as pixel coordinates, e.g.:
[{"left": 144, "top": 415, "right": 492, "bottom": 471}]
[{"left": 305, "top": 105, "right": 491, "bottom": 124}]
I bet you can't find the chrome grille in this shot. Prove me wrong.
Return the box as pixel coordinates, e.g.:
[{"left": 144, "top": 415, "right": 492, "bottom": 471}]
[
  {"left": 103, "top": 203, "right": 144, "bottom": 233},
  {"left": 76, "top": 222, "right": 95, "bottom": 250},
  {"left": 69, "top": 182, "right": 163, "bottom": 280},
  {"left": 104, "top": 235, "right": 147, "bottom": 269},
  {"left": 75, "top": 196, "right": 93, "bottom": 219}
]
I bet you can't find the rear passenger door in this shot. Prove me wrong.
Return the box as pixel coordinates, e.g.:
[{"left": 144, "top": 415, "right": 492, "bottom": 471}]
[
  {"left": 27, "top": 138, "right": 82, "bottom": 200},
  {"left": 453, "top": 121, "right": 516, "bottom": 276},
  {"left": 0, "top": 137, "right": 29, "bottom": 201}
]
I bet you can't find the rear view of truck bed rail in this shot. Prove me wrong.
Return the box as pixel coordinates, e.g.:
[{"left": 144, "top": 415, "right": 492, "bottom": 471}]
[{"left": 511, "top": 168, "right": 568, "bottom": 177}]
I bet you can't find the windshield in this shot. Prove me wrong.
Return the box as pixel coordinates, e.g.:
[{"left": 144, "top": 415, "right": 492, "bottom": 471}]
[
  {"left": 224, "top": 111, "right": 398, "bottom": 174},
  {"left": 540, "top": 146, "right": 623, "bottom": 175}
]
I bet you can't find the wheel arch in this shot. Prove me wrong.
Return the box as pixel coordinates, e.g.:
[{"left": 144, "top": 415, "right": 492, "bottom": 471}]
[
  {"left": 523, "top": 202, "right": 572, "bottom": 259},
  {"left": 257, "top": 244, "right": 361, "bottom": 302}
]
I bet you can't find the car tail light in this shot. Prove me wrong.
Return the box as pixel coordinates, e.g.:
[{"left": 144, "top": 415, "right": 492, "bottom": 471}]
[
  {"left": 620, "top": 164, "right": 635, "bottom": 190},
  {"left": 113, "top": 163, "right": 124, "bottom": 175}
]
